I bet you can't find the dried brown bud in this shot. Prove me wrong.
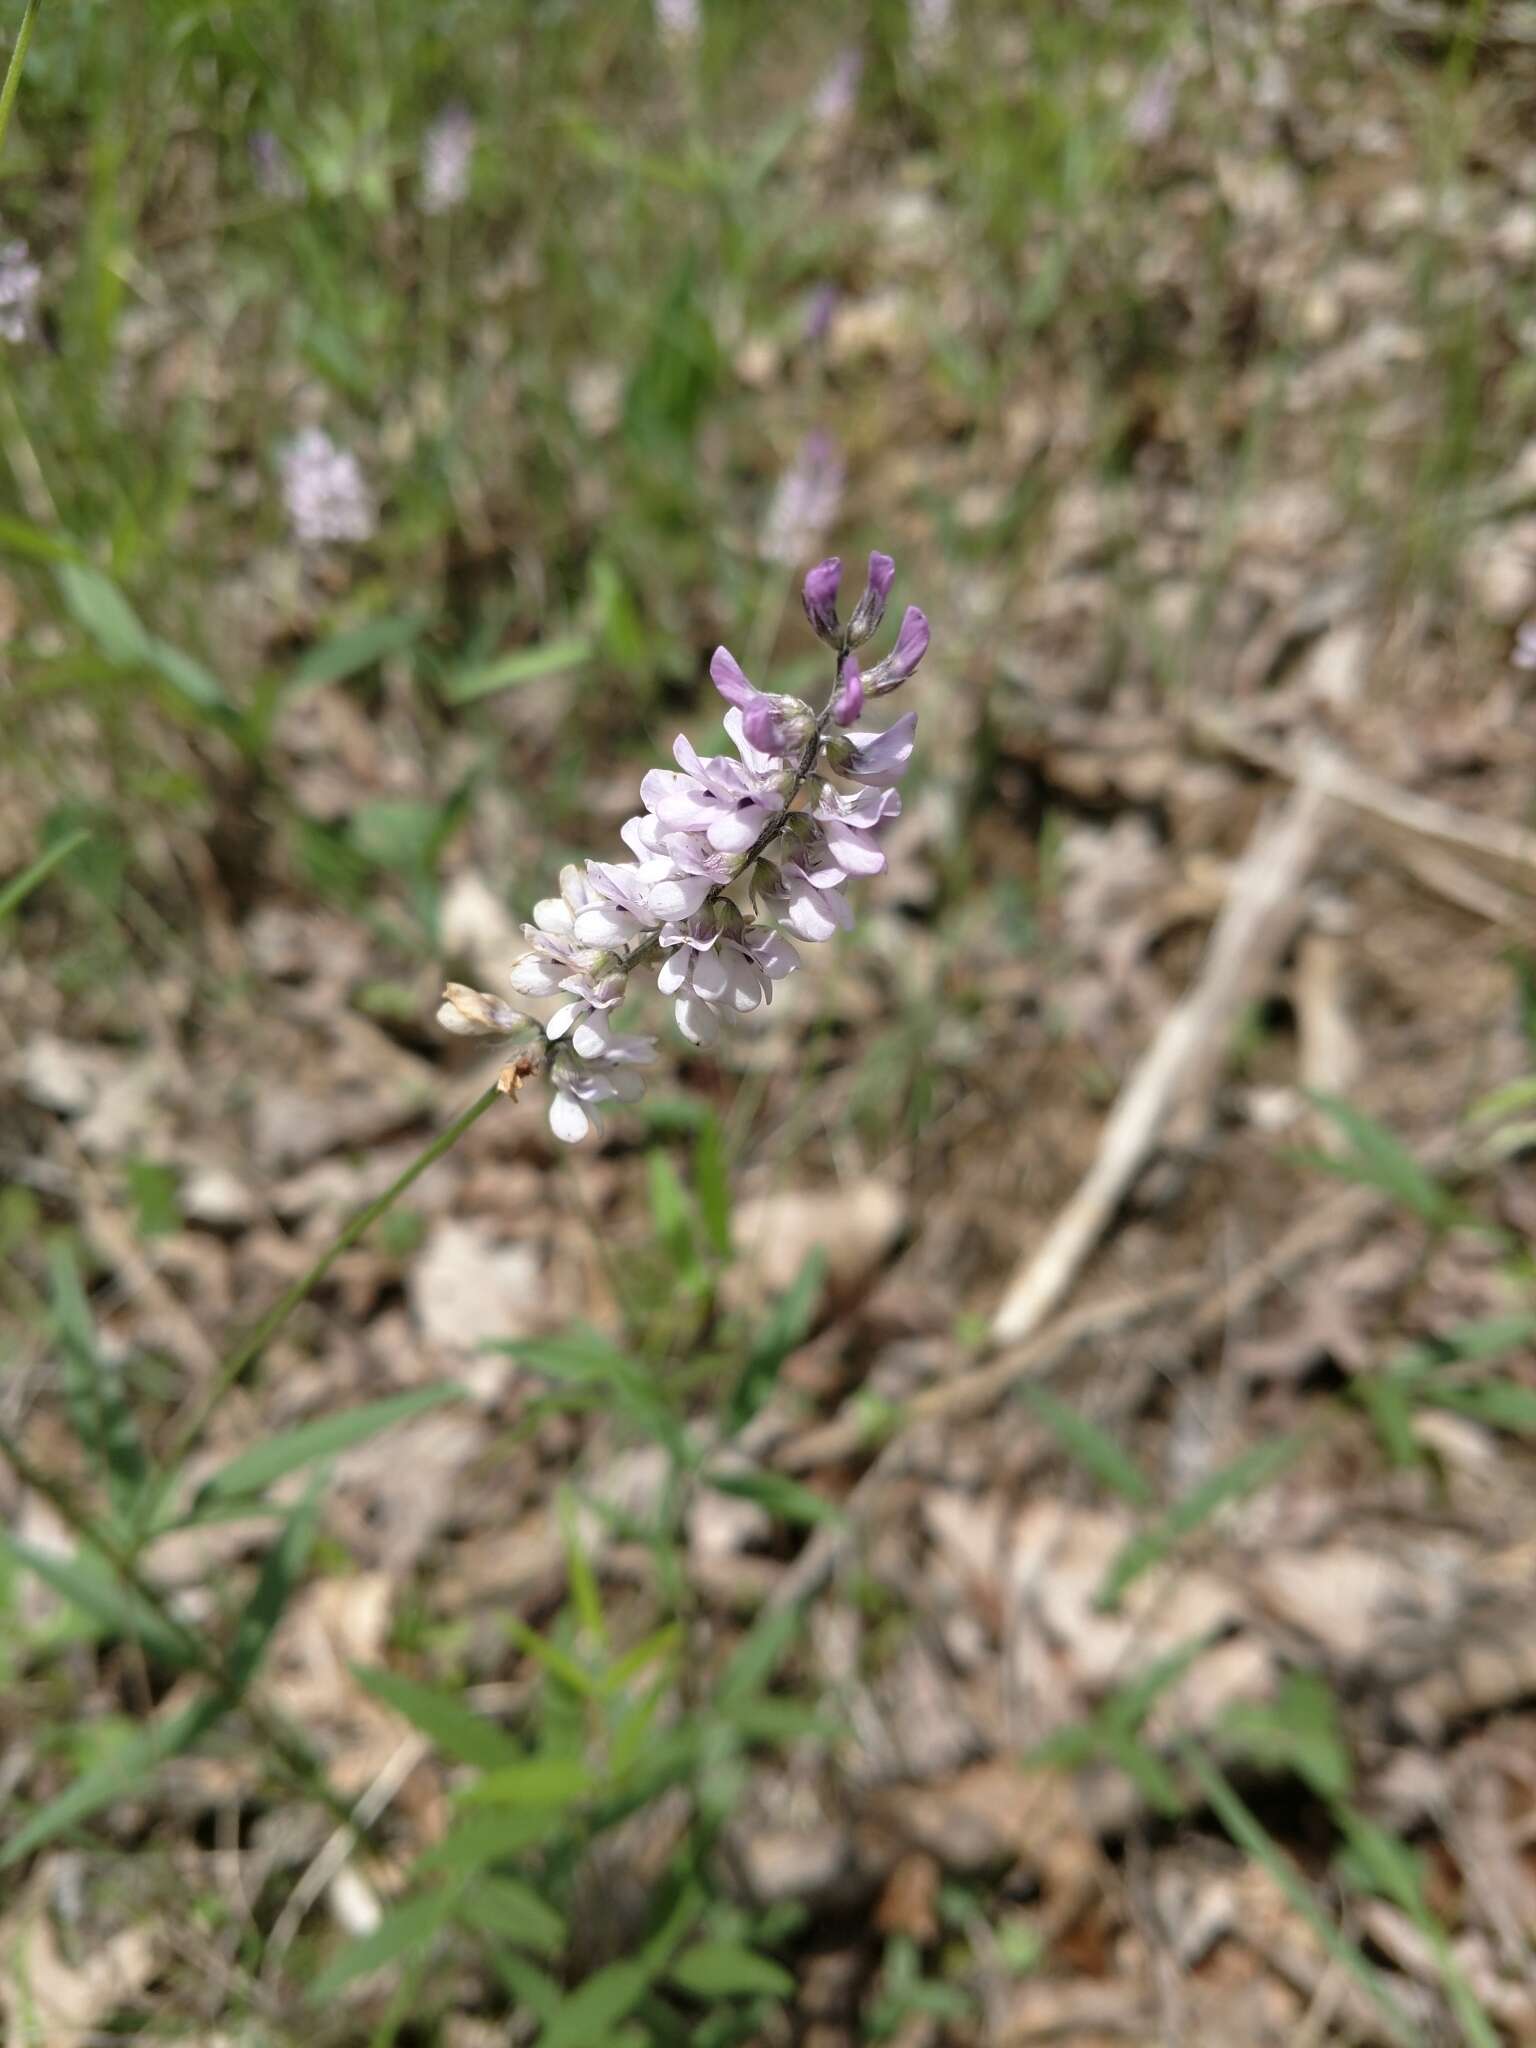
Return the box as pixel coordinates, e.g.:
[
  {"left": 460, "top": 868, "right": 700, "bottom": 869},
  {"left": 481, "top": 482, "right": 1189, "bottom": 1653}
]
[
  {"left": 496, "top": 1051, "right": 539, "bottom": 1099},
  {"left": 437, "top": 983, "right": 520, "bottom": 1037}
]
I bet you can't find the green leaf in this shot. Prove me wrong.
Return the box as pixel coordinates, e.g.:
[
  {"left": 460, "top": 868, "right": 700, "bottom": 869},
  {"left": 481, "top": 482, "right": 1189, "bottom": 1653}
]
[
  {"left": 287, "top": 612, "right": 428, "bottom": 693},
  {"left": 1021, "top": 1387, "right": 1154, "bottom": 1506},
  {"left": 535, "top": 1957, "right": 651, "bottom": 2048},
  {"left": 143, "top": 634, "right": 229, "bottom": 714},
  {"left": 1301, "top": 1095, "right": 1456, "bottom": 1229},
  {"left": 458, "top": 1874, "right": 565, "bottom": 1957},
  {"left": 1424, "top": 1379, "right": 1536, "bottom": 1434},
  {"left": 441, "top": 634, "right": 591, "bottom": 705},
  {"left": 499, "top": 1331, "right": 688, "bottom": 1460},
  {"left": 308, "top": 1886, "right": 459, "bottom": 1999},
  {"left": 0, "top": 516, "right": 86, "bottom": 565},
  {"left": 348, "top": 797, "right": 449, "bottom": 874},
  {"left": 669, "top": 1940, "right": 794, "bottom": 2000},
  {"left": 716, "top": 1598, "right": 805, "bottom": 1707},
  {"left": 468, "top": 1755, "right": 596, "bottom": 1807},
  {"left": 0, "top": 828, "right": 91, "bottom": 921},
  {"left": 227, "top": 1484, "right": 322, "bottom": 1693},
  {"left": 0, "top": 1534, "right": 189, "bottom": 1667},
  {"left": 415, "top": 1807, "right": 568, "bottom": 1875},
  {"left": 1355, "top": 1372, "right": 1426, "bottom": 1468},
  {"left": 193, "top": 1386, "right": 465, "bottom": 1508},
  {"left": 1097, "top": 1434, "right": 1304, "bottom": 1609},
  {"left": 55, "top": 561, "right": 151, "bottom": 664},
  {"left": 52, "top": 562, "right": 229, "bottom": 716},
  {"left": 0, "top": 1693, "right": 227, "bottom": 1868},
  {"left": 693, "top": 1116, "right": 732, "bottom": 1259},
  {"left": 49, "top": 1238, "right": 147, "bottom": 1515},
  {"left": 1220, "top": 1670, "right": 1353, "bottom": 1800},
  {"left": 707, "top": 1467, "right": 841, "bottom": 1529},
  {"left": 123, "top": 1157, "right": 181, "bottom": 1238},
  {"left": 727, "top": 1251, "right": 824, "bottom": 1434},
  {"left": 506, "top": 1615, "right": 599, "bottom": 1701},
  {"left": 355, "top": 1665, "right": 525, "bottom": 1770},
  {"left": 648, "top": 1148, "right": 702, "bottom": 1287}
]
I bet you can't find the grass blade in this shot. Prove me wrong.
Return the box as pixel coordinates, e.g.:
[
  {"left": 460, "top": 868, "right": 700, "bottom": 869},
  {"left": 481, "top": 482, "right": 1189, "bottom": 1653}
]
[
  {"left": 1182, "top": 1743, "right": 1421, "bottom": 2047},
  {"left": 1, "top": 1693, "right": 228, "bottom": 1869},
  {"left": 0, "top": 1533, "right": 191, "bottom": 1667},
  {"left": 1022, "top": 1386, "right": 1154, "bottom": 1506},
  {"left": 354, "top": 1665, "right": 524, "bottom": 1770},
  {"left": 1098, "top": 1433, "right": 1304, "bottom": 1609},
  {"left": 0, "top": 828, "right": 90, "bottom": 921},
  {"left": 191, "top": 1386, "right": 464, "bottom": 1508}
]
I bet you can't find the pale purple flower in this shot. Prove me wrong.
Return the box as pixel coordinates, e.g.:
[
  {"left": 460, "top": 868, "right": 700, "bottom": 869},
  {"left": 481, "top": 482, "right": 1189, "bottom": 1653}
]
[
  {"left": 761, "top": 852, "right": 856, "bottom": 944},
  {"left": 0, "top": 239, "right": 40, "bottom": 344},
  {"left": 658, "top": 910, "right": 793, "bottom": 1046},
  {"left": 420, "top": 104, "right": 476, "bottom": 216},
  {"left": 847, "top": 552, "right": 896, "bottom": 647},
  {"left": 864, "top": 605, "right": 930, "bottom": 694},
  {"left": 833, "top": 655, "right": 863, "bottom": 726},
  {"left": 760, "top": 431, "right": 844, "bottom": 568},
  {"left": 548, "top": 1037, "right": 655, "bottom": 1144},
  {"left": 826, "top": 710, "right": 919, "bottom": 787},
  {"left": 444, "top": 549, "right": 926, "bottom": 1141},
  {"left": 1513, "top": 618, "right": 1536, "bottom": 671},
  {"left": 811, "top": 783, "right": 901, "bottom": 878},
  {"left": 710, "top": 646, "right": 813, "bottom": 757},
  {"left": 812, "top": 47, "right": 863, "bottom": 128},
  {"left": 640, "top": 732, "right": 785, "bottom": 852},
  {"left": 280, "top": 427, "right": 376, "bottom": 548}
]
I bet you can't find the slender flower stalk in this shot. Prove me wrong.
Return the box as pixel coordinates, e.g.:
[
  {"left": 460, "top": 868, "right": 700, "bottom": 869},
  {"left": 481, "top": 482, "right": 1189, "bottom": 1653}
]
[{"left": 441, "top": 554, "right": 931, "bottom": 1141}]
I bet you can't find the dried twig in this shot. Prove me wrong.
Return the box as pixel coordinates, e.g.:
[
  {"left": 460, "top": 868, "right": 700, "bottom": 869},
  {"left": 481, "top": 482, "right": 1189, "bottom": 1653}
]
[{"left": 990, "top": 774, "right": 1334, "bottom": 1345}]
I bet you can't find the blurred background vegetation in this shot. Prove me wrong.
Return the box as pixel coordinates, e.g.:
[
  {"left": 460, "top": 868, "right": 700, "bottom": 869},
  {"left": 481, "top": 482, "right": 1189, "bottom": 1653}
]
[{"left": 5, "top": 1, "right": 1536, "bottom": 2043}]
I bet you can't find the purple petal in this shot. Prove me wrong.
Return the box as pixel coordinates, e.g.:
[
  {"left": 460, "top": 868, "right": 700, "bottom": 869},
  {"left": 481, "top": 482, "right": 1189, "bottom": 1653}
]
[
  {"left": 833, "top": 654, "right": 863, "bottom": 726},
  {"left": 802, "top": 555, "right": 842, "bottom": 643}
]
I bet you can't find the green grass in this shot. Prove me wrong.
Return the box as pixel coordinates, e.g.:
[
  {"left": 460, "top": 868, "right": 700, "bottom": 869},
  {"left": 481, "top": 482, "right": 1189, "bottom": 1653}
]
[{"left": 3, "top": 1, "right": 1534, "bottom": 2040}]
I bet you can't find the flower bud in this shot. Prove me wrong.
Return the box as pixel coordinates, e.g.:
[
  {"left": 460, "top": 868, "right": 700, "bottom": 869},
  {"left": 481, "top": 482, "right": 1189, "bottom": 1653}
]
[
  {"left": 865, "top": 605, "right": 929, "bottom": 694},
  {"left": 801, "top": 556, "right": 842, "bottom": 644},
  {"left": 833, "top": 654, "right": 863, "bottom": 726},
  {"left": 438, "top": 983, "right": 521, "bottom": 1036},
  {"left": 846, "top": 551, "right": 895, "bottom": 648}
]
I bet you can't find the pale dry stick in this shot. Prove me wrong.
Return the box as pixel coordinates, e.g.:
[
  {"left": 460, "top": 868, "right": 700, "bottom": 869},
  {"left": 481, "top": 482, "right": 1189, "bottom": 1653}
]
[
  {"left": 1200, "top": 712, "right": 1536, "bottom": 904},
  {"left": 768, "top": 1180, "right": 1383, "bottom": 1610},
  {"left": 990, "top": 773, "right": 1335, "bottom": 1345},
  {"left": 261, "top": 1733, "right": 427, "bottom": 1982}
]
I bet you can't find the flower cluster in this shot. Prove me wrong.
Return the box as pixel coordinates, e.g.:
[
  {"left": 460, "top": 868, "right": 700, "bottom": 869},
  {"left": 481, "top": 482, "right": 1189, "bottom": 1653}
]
[
  {"left": 439, "top": 552, "right": 931, "bottom": 1142},
  {"left": 280, "top": 426, "right": 376, "bottom": 549}
]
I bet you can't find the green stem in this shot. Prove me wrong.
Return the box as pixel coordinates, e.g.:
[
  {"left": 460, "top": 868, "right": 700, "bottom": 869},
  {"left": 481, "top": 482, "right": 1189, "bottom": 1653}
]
[
  {"left": 159, "top": 1083, "right": 502, "bottom": 1479},
  {"left": 0, "top": 0, "right": 43, "bottom": 162}
]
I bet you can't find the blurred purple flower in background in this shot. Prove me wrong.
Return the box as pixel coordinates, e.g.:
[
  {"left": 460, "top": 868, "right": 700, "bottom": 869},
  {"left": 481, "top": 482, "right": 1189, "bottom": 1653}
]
[
  {"left": 420, "top": 104, "right": 476, "bottom": 216},
  {"left": 280, "top": 427, "right": 376, "bottom": 549},
  {"left": 812, "top": 47, "right": 863, "bottom": 128},
  {"left": 249, "top": 130, "right": 306, "bottom": 201},
  {"left": 0, "top": 239, "right": 41, "bottom": 343},
  {"left": 760, "top": 430, "right": 845, "bottom": 568},
  {"left": 1124, "top": 60, "right": 1180, "bottom": 146},
  {"left": 1513, "top": 617, "right": 1536, "bottom": 671},
  {"left": 655, "top": 0, "right": 701, "bottom": 46}
]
